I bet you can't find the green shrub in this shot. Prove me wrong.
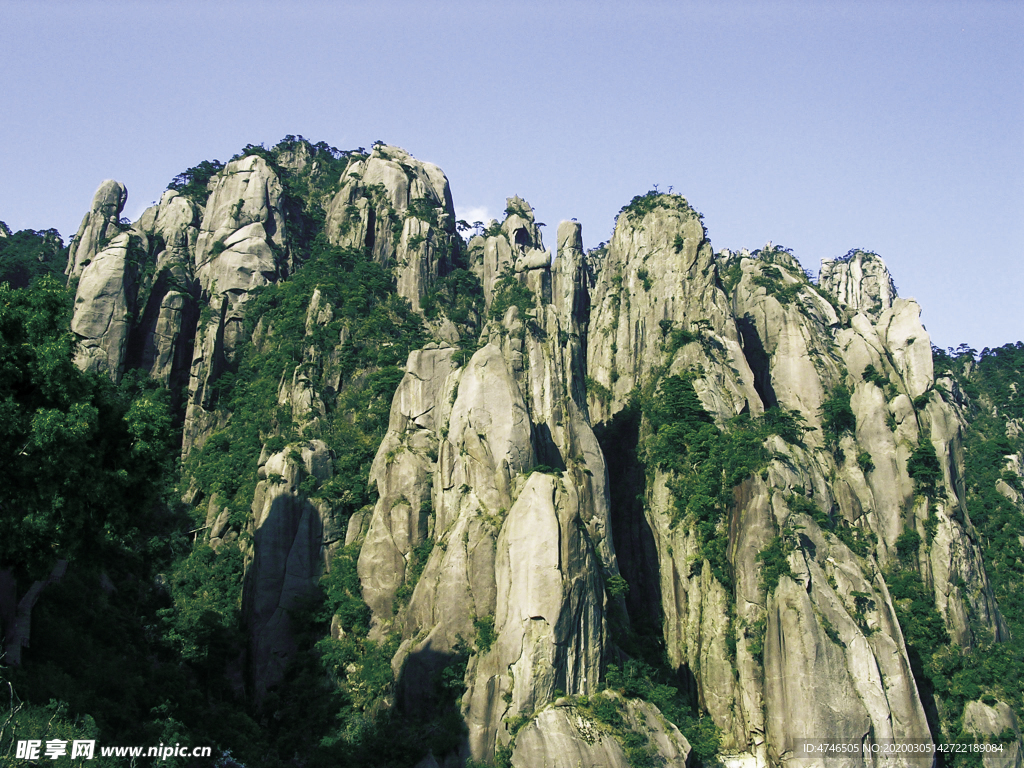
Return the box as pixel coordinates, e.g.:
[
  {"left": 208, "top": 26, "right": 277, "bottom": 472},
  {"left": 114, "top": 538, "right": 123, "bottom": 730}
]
[
  {"left": 320, "top": 544, "right": 371, "bottom": 635},
  {"left": 862, "top": 364, "right": 886, "bottom": 386},
  {"left": 589, "top": 695, "right": 624, "bottom": 727},
  {"left": 585, "top": 375, "right": 613, "bottom": 405},
  {"left": 907, "top": 439, "right": 942, "bottom": 494},
  {"left": 495, "top": 743, "right": 514, "bottom": 768},
  {"left": 504, "top": 713, "right": 530, "bottom": 736},
  {"left": 821, "top": 385, "right": 856, "bottom": 440},
  {"left": 786, "top": 492, "right": 832, "bottom": 530},
  {"left": 856, "top": 451, "right": 875, "bottom": 473},
  {"left": 752, "top": 266, "right": 802, "bottom": 305},
  {"left": 721, "top": 261, "right": 743, "bottom": 294},
  {"left": 666, "top": 327, "right": 697, "bottom": 356},
  {"left": 167, "top": 158, "right": 224, "bottom": 204},
  {"left": 644, "top": 375, "right": 806, "bottom": 588},
  {"left": 820, "top": 615, "right": 845, "bottom": 646},
  {"left": 0, "top": 226, "right": 65, "bottom": 288},
  {"left": 757, "top": 536, "right": 793, "bottom": 595},
  {"left": 887, "top": 569, "right": 949, "bottom": 654},
  {"left": 474, "top": 615, "right": 496, "bottom": 653},
  {"left": 407, "top": 197, "right": 439, "bottom": 225},
  {"left": 393, "top": 537, "right": 434, "bottom": 611},
  {"left": 836, "top": 524, "right": 875, "bottom": 558},
  {"left": 489, "top": 269, "right": 535, "bottom": 321},
  {"left": 895, "top": 527, "right": 922, "bottom": 564},
  {"left": 606, "top": 573, "right": 630, "bottom": 598},
  {"left": 761, "top": 407, "right": 809, "bottom": 445}
]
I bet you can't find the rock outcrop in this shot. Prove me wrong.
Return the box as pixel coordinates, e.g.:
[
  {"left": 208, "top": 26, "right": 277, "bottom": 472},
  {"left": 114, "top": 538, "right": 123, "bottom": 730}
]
[
  {"left": 962, "top": 699, "right": 1022, "bottom": 768},
  {"left": 355, "top": 202, "right": 625, "bottom": 763},
  {"left": 243, "top": 439, "right": 336, "bottom": 698},
  {"left": 511, "top": 692, "right": 692, "bottom": 768},
  {"left": 182, "top": 154, "right": 288, "bottom": 455},
  {"left": 67, "top": 181, "right": 202, "bottom": 387},
  {"left": 324, "top": 144, "right": 458, "bottom": 311},
  {"left": 819, "top": 250, "right": 897, "bottom": 317},
  {"left": 66, "top": 181, "right": 134, "bottom": 377}
]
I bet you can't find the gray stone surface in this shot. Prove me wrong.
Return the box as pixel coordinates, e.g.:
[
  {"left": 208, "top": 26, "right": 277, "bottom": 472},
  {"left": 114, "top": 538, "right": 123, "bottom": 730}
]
[
  {"left": 323, "top": 144, "right": 457, "bottom": 310},
  {"left": 819, "top": 250, "right": 897, "bottom": 316},
  {"left": 183, "top": 154, "right": 285, "bottom": 456},
  {"left": 244, "top": 440, "right": 334, "bottom": 697},
  {"left": 963, "top": 700, "right": 1022, "bottom": 768},
  {"left": 511, "top": 693, "right": 691, "bottom": 768}
]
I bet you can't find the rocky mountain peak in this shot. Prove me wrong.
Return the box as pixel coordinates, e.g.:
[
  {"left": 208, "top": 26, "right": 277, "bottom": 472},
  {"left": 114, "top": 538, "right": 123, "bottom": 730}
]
[
  {"left": 819, "top": 249, "right": 898, "bottom": 315},
  {"left": 65, "top": 179, "right": 128, "bottom": 280}
]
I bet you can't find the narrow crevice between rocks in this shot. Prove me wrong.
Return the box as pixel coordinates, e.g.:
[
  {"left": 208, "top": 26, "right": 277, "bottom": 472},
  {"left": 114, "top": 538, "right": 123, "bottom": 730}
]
[
  {"left": 736, "top": 314, "right": 776, "bottom": 409},
  {"left": 593, "top": 402, "right": 662, "bottom": 640}
]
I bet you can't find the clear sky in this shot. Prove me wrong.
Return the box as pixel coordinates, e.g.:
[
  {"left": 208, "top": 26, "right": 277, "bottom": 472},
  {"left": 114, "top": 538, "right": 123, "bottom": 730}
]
[{"left": 1, "top": 0, "right": 1021, "bottom": 351}]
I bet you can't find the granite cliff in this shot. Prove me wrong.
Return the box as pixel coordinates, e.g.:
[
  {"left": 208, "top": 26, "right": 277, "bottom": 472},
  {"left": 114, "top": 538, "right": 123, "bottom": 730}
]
[{"left": 10, "top": 137, "right": 1020, "bottom": 768}]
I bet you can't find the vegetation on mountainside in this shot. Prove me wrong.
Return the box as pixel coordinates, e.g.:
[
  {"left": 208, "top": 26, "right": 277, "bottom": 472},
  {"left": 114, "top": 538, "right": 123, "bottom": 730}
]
[
  {"left": 821, "top": 384, "right": 856, "bottom": 442},
  {"left": 0, "top": 275, "right": 243, "bottom": 764},
  {"left": 643, "top": 374, "right": 806, "bottom": 588},
  {"left": 616, "top": 190, "right": 704, "bottom": 226},
  {"left": 870, "top": 343, "right": 1024, "bottom": 765},
  {"left": 185, "top": 232, "right": 425, "bottom": 530},
  {"left": 168, "top": 159, "right": 226, "bottom": 205},
  {"left": 0, "top": 276, "right": 173, "bottom": 581},
  {"left": 0, "top": 226, "right": 65, "bottom": 288},
  {"left": 591, "top": 374, "right": 811, "bottom": 766},
  {"left": 488, "top": 268, "right": 536, "bottom": 323},
  {"left": 752, "top": 264, "right": 802, "bottom": 305}
]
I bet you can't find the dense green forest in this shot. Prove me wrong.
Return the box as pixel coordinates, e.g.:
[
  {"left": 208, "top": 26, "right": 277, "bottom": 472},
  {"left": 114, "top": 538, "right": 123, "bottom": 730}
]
[{"left": 1, "top": 140, "right": 1022, "bottom": 767}]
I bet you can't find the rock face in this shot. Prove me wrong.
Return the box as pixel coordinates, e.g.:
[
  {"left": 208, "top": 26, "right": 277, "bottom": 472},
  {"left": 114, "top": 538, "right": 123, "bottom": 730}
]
[
  {"left": 67, "top": 181, "right": 202, "bottom": 386},
  {"left": 584, "top": 206, "right": 1003, "bottom": 764},
  {"left": 66, "top": 181, "right": 133, "bottom": 377},
  {"left": 511, "top": 692, "right": 691, "bottom": 768},
  {"left": 356, "top": 202, "right": 624, "bottom": 762},
  {"left": 962, "top": 699, "right": 1022, "bottom": 768},
  {"left": 66, "top": 180, "right": 129, "bottom": 280},
  {"left": 324, "top": 143, "right": 458, "bottom": 311},
  {"left": 243, "top": 439, "right": 335, "bottom": 698},
  {"left": 65, "top": 146, "right": 1015, "bottom": 767},
  {"left": 128, "top": 190, "right": 202, "bottom": 391},
  {"left": 181, "top": 154, "right": 288, "bottom": 455},
  {"left": 819, "top": 250, "right": 897, "bottom": 316}
]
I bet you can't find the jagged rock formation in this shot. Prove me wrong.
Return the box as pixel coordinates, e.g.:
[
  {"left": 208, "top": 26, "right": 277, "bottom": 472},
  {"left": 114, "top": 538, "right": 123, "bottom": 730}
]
[
  {"left": 584, "top": 198, "right": 1005, "bottom": 765},
  {"left": 65, "top": 179, "right": 201, "bottom": 389},
  {"left": 511, "top": 692, "right": 692, "bottom": 767},
  {"left": 243, "top": 438, "right": 337, "bottom": 698},
  {"left": 324, "top": 143, "right": 458, "bottom": 311},
  {"left": 359, "top": 200, "right": 623, "bottom": 761},
  {"left": 60, "top": 143, "right": 1019, "bottom": 768},
  {"left": 182, "top": 153, "right": 288, "bottom": 454},
  {"left": 819, "top": 250, "right": 897, "bottom": 316}
]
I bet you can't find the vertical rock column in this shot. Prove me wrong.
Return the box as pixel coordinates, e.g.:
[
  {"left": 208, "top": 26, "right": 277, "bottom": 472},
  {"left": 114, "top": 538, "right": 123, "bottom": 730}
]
[
  {"left": 67, "top": 180, "right": 134, "bottom": 379},
  {"left": 182, "top": 155, "right": 285, "bottom": 456}
]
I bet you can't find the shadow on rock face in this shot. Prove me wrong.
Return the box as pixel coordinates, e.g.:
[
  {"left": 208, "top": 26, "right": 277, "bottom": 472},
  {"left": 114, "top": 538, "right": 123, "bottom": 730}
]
[
  {"left": 593, "top": 401, "right": 663, "bottom": 636},
  {"left": 395, "top": 637, "right": 467, "bottom": 716}
]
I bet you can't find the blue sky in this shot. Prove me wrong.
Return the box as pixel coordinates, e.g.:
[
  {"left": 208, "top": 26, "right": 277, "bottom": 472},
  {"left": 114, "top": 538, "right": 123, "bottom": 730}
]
[{"left": 1, "top": 0, "right": 1021, "bottom": 350}]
